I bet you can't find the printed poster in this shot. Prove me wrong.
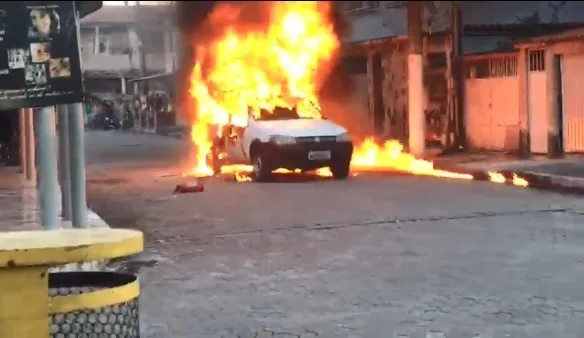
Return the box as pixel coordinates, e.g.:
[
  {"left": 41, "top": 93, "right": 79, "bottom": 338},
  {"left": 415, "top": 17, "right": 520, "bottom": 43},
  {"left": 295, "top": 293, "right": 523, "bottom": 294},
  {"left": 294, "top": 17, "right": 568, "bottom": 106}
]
[{"left": 0, "top": 1, "right": 83, "bottom": 110}]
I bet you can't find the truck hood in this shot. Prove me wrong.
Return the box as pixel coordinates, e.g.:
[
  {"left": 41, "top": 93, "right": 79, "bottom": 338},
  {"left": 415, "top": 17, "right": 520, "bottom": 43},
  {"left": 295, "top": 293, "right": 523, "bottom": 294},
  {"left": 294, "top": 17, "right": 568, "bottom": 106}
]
[{"left": 255, "top": 119, "right": 347, "bottom": 137}]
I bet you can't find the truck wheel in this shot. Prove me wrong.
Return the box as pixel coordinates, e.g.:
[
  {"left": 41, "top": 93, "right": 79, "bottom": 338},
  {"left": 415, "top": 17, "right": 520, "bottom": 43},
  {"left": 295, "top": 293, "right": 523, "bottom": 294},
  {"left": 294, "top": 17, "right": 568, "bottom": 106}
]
[
  {"left": 251, "top": 152, "right": 272, "bottom": 182},
  {"left": 331, "top": 161, "right": 350, "bottom": 180}
]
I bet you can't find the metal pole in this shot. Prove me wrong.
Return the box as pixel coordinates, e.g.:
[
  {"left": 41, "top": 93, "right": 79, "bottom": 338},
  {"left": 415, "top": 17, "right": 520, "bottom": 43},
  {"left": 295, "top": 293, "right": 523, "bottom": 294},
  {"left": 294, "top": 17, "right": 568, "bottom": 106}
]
[
  {"left": 57, "top": 105, "right": 72, "bottom": 220},
  {"left": 34, "top": 106, "right": 60, "bottom": 230},
  {"left": 19, "top": 109, "right": 26, "bottom": 174},
  {"left": 50, "top": 106, "right": 56, "bottom": 134},
  {"left": 68, "top": 102, "right": 88, "bottom": 228},
  {"left": 24, "top": 107, "right": 36, "bottom": 181}
]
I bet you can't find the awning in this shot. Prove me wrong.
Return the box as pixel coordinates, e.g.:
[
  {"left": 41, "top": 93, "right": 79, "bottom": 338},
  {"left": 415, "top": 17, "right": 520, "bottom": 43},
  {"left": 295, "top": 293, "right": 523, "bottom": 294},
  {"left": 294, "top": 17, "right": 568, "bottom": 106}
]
[
  {"left": 76, "top": 1, "right": 103, "bottom": 19},
  {"left": 127, "top": 72, "right": 175, "bottom": 83}
]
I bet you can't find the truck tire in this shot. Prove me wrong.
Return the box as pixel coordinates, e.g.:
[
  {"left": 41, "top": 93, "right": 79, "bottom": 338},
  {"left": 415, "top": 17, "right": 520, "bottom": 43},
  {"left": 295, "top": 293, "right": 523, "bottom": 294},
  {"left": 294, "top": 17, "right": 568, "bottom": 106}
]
[
  {"left": 331, "top": 161, "right": 350, "bottom": 180},
  {"left": 251, "top": 151, "right": 272, "bottom": 182}
]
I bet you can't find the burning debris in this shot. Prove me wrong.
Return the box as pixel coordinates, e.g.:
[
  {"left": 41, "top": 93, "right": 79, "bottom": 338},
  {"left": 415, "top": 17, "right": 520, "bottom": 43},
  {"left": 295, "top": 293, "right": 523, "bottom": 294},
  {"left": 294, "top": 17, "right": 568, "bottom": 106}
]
[{"left": 179, "top": 0, "right": 530, "bottom": 188}]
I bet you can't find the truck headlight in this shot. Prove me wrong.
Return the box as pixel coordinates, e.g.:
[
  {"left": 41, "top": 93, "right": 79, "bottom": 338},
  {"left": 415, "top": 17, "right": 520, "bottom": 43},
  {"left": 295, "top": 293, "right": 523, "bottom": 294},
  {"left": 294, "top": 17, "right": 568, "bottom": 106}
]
[
  {"left": 336, "top": 132, "right": 350, "bottom": 142},
  {"left": 269, "top": 135, "right": 297, "bottom": 145}
]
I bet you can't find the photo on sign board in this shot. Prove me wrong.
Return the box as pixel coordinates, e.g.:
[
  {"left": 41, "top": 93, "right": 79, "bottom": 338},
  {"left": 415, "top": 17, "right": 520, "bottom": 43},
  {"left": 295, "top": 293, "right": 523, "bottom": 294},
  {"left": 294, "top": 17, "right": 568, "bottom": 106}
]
[
  {"left": 30, "top": 43, "right": 51, "bottom": 63},
  {"left": 25, "top": 64, "right": 47, "bottom": 85},
  {"left": 49, "top": 58, "right": 71, "bottom": 78},
  {"left": 7, "top": 49, "right": 28, "bottom": 69},
  {"left": 28, "top": 8, "right": 60, "bottom": 39}
]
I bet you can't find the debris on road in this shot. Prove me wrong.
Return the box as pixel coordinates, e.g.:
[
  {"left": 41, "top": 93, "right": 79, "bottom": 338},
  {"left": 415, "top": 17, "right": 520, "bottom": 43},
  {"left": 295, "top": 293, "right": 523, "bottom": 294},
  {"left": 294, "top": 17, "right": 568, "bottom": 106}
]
[
  {"left": 173, "top": 180, "right": 205, "bottom": 194},
  {"left": 158, "top": 173, "right": 181, "bottom": 178}
]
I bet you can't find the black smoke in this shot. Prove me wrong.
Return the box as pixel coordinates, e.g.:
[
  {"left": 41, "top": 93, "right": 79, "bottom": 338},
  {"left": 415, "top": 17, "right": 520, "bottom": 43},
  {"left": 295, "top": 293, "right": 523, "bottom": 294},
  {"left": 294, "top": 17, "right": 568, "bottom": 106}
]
[
  {"left": 174, "top": 1, "right": 217, "bottom": 121},
  {"left": 174, "top": 1, "right": 355, "bottom": 124}
]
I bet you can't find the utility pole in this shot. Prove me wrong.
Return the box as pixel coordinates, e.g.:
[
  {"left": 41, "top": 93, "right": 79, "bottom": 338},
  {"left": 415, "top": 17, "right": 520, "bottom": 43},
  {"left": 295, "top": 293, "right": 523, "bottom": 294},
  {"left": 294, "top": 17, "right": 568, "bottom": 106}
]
[
  {"left": 407, "top": 1, "right": 425, "bottom": 156},
  {"left": 451, "top": 1, "right": 465, "bottom": 150}
]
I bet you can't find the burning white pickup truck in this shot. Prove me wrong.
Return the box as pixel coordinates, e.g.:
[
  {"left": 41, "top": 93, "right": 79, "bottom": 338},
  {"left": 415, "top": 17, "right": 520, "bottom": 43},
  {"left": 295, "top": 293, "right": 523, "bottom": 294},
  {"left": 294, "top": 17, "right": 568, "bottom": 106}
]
[{"left": 210, "top": 105, "right": 353, "bottom": 182}]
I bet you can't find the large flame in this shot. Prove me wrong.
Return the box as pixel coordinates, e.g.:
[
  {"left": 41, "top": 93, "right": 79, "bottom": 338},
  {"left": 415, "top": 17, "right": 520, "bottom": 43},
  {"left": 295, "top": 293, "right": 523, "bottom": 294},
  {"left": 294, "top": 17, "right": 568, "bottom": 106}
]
[
  {"left": 186, "top": 1, "right": 528, "bottom": 188},
  {"left": 188, "top": 1, "right": 337, "bottom": 176}
]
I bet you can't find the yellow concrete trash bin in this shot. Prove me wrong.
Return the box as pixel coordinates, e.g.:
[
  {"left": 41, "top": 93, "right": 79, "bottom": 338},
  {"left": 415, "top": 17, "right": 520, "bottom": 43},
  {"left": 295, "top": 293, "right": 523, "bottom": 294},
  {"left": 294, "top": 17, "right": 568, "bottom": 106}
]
[
  {"left": 48, "top": 271, "right": 140, "bottom": 337},
  {"left": 0, "top": 228, "right": 143, "bottom": 338}
]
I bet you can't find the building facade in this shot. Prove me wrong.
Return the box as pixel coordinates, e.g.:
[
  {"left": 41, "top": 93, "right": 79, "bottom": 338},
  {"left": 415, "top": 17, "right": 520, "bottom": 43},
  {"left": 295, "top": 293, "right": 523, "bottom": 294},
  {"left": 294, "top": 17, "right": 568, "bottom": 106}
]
[
  {"left": 79, "top": 2, "right": 180, "bottom": 131},
  {"left": 80, "top": 3, "right": 178, "bottom": 94},
  {"left": 341, "top": 1, "right": 584, "bottom": 154}
]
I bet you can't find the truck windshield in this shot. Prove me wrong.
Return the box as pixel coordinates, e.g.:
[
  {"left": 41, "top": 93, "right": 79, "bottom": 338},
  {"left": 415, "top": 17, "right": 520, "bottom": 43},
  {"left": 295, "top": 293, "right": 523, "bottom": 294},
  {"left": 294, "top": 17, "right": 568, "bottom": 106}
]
[{"left": 256, "top": 106, "right": 301, "bottom": 121}]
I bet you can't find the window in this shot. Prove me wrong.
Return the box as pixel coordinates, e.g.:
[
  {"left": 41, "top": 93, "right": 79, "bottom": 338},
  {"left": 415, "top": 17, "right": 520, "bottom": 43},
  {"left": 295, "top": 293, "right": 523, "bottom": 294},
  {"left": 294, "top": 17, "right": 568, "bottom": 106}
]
[
  {"left": 528, "top": 49, "right": 545, "bottom": 72},
  {"left": 103, "top": 1, "right": 174, "bottom": 6},
  {"left": 98, "top": 42, "right": 107, "bottom": 54},
  {"left": 346, "top": 1, "right": 380, "bottom": 13},
  {"left": 97, "top": 37, "right": 110, "bottom": 55}
]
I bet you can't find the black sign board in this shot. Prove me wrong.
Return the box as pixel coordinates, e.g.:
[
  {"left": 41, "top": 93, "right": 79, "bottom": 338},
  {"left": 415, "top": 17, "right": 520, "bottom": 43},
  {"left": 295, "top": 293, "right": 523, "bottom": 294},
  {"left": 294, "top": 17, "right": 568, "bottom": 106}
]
[{"left": 0, "top": 1, "right": 83, "bottom": 110}]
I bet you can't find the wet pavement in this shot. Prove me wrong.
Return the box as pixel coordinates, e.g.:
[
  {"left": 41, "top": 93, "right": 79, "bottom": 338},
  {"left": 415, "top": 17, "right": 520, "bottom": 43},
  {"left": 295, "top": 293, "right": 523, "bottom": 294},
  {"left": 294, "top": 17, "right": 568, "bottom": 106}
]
[{"left": 86, "top": 131, "right": 584, "bottom": 338}]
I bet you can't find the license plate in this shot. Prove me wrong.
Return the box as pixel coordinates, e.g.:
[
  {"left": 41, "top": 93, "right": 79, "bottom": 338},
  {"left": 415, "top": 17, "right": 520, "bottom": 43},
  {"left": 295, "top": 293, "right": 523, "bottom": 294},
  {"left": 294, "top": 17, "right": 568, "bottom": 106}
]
[{"left": 308, "top": 150, "right": 331, "bottom": 161}]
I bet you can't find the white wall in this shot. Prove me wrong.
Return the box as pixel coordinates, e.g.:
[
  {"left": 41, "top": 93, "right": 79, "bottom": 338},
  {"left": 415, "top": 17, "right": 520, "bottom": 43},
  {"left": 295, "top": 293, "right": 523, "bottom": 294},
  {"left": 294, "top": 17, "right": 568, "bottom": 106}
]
[{"left": 80, "top": 25, "right": 176, "bottom": 74}]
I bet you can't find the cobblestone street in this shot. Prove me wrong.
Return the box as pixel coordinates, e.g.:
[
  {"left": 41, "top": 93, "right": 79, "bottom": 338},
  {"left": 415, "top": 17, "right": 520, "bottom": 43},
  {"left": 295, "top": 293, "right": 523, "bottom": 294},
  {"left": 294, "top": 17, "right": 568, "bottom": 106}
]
[{"left": 86, "top": 131, "right": 584, "bottom": 338}]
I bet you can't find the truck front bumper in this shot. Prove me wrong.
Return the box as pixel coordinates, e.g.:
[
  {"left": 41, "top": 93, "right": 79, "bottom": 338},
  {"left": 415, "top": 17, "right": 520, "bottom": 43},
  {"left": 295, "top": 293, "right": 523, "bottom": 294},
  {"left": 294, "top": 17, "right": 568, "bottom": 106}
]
[{"left": 261, "top": 140, "right": 353, "bottom": 170}]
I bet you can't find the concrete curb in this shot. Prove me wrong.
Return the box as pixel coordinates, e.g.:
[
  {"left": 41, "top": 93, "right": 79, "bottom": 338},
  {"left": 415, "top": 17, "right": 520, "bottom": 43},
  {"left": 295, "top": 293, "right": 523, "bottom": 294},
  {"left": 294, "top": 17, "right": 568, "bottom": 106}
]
[
  {"left": 435, "top": 161, "right": 584, "bottom": 195},
  {"left": 498, "top": 169, "right": 584, "bottom": 195}
]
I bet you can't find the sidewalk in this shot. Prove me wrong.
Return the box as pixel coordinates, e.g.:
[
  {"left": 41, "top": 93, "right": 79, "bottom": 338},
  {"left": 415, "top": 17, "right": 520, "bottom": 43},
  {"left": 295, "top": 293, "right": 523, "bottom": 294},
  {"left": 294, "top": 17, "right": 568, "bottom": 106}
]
[
  {"left": 432, "top": 153, "right": 584, "bottom": 194},
  {"left": 0, "top": 167, "right": 108, "bottom": 231},
  {"left": 0, "top": 166, "right": 110, "bottom": 271}
]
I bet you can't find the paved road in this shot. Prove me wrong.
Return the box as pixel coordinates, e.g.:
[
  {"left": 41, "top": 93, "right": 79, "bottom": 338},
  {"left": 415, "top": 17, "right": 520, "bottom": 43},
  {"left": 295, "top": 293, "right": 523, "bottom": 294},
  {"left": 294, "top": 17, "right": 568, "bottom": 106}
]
[{"left": 86, "top": 131, "right": 584, "bottom": 338}]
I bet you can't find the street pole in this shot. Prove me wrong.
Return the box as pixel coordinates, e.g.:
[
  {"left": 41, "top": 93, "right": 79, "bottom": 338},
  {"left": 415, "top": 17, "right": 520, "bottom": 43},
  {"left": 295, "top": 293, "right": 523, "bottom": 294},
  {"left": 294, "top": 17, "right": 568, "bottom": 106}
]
[
  {"left": 407, "top": 1, "right": 425, "bottom": 157},
  {"left": 451, "top": 1, "right": 465, "bottom": 150},
  {"left": 24, "top": 107, "right": 36, "bottom": 181},
  {"left": 68, "top": 102, "right": 88, "bottom": 228},
  {"left": 19, "top": 109, "right": 26, "bottom": 174},
  {"left": 34, "top": 106, "right": 60, "bottom": 230},
  {"left": 57, "top": 105, "right": 72, "bottom": 220}
]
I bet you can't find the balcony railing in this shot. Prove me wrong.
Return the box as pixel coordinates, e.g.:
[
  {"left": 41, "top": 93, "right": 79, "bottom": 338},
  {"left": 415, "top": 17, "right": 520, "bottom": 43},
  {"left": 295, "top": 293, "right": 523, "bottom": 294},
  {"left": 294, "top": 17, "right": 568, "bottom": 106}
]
[{"left": 81, "top": 53, "right": 170, "bottom": 73}]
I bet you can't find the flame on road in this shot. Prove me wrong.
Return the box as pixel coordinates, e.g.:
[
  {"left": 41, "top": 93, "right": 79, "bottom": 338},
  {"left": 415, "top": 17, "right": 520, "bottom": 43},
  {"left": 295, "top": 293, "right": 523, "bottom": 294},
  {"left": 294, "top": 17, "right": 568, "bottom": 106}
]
[
  {"left": 350, "top": 138, "right": 473, "bottom": 180},
  {"left": 185, "top": 1, "right": 529, "bottom": 188}
]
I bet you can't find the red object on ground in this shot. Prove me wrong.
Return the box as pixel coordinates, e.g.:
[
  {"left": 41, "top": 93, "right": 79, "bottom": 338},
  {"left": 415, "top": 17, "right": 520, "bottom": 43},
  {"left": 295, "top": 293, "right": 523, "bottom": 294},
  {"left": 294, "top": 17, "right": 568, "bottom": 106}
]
[{"left": 174, "top": 180, "right": 205, "bottom": 194}]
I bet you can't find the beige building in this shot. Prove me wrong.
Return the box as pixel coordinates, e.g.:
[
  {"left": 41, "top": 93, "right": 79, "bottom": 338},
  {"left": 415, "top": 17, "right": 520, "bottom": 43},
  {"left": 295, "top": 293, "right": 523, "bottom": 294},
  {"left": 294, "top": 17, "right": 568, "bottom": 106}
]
[{"left": 80, "top": 2, "right": 178, "bottom": 94}]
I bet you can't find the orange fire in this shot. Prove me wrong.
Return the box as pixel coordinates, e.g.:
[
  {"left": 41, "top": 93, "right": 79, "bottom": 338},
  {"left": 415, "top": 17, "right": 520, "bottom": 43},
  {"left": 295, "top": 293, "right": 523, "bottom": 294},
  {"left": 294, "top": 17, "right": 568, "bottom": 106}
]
[
  {"left": 188, "top": 1, "right": 338, "bottom": 177},
  {"left": 186, "top": 1, "right": 529, "bottom": 188},
  {"left": 350, "top": 138, "right": 473, "bottom": 180}
]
